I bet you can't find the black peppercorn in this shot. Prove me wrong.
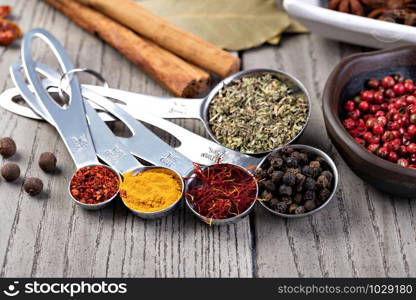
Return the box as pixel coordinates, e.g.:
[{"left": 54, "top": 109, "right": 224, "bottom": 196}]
[
  {"left": 319, "top": 188, "right": 331, "bottom": 203},
  {"left": 282, "top": 196, "right": 292, "bottom": 205},
  {"left": 23, "top": 177, "right": 43, "bottom": 196},
  {"left": 263, "top": 180, "right": 276, "bottom": 192},
  {"left": 285, "top": 157, "right": 298, "bottom": 168},
  {"left": 290, "top": 151, "right": 302, "bottom": 161},
  {"left": 286, "top": 168, "right": 300, "bottom": 175},
  {"left": 262, "top": 190, "right": 273, "bottom": 201},
  {"left": 317, "top": 175, "right": 330, "bottom": 189},
  {"left": 279, "top": 184, "right": 292, "bottom": 197},
  {"left": 305, "top": 177, "right": 317, "bottom": 190},
  {"left": 294, "top": 193, "right": 303, "bottom": 204},
  {"left": 309, "top": 160, "right": 320, "bottom": 169},
  {"left": 270, "top": 198, "right": 279, "bottom": 208},
  {"left": 276, "top": 202, "right": 287, "bottom": 214},
  {"left": 270, "top": 157, "right": 284, "bottom": 169},
  {"left": 302, "top": 165, "right": 314, "bottom": 177},
  {"left": 304, "top": 190, "right": 316, "bottom": 202},
  {"left": 1, "top": 163, "right": 20, "bottom": 182},
  {"left": 321, "top": 170, "right": 333, "bottom": 182},
  {"left": 304, "top": 200, "right": 317, "bottom": 211},
  {"left": 295, "top": 206, "right": 305, "bottom": 215},
  {"left": 267, "top": 166, "right": 275, "bottom": 176},
  {"left": 271, "top": 170, "right": 284, "bottom": 184},
  {"left": 298, "top": 152, "right": 309, "bottom": 165},
  {"left": 315, "top": 156, "right": 328, "bottom": 169},
  {"left": 282, "top": 172, "right": 296, "bottom": 186},
  {"left": 0, "top": 137, "right": 16, "bottom": 158},
  {"left": 296, "top": 173, "right": 306, "bottom": 185},
  {"left": 39, "top": 152, "right": 57, "bottom": 173},
  {"left": 288, "top": 203, "right": 298, "bottom": 214},
  {"left": 268, "top": 151, "right": 281, "bottom": 161},
  {"left": 254, "top": 168, "right": 268, "bottom": 180},
  {"left": 282, "top": 147, "right": 294, "bottom": 155}
]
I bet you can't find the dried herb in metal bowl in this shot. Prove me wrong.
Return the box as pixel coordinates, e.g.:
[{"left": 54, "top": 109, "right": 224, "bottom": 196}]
[{"left": 208, "top": 73, "right": 309, "bottom": 153}]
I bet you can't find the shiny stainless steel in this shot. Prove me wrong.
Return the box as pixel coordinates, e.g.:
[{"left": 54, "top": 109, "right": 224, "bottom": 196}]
[
  {"left": 122, "top": 166, "right": 185, "bottom": 219},
  {"left": 256, "top": 145, "right": 339, "bottom": 218},
  {"left": 17, "top": 29, "right": 134, "bottom": 210},
  {"left": 11, "top": 61, "right": 141, "bottom": 175},
  {"left": 11, "top": 65, "right": 312, "bottom": 156},
  {"left": 21, "top": 29, "right": 98, "bottom": 168},
  {"left": 11, "top": 60, "right": 185, "bottom": 215},
  {"left": 80, "top": 89, "right": 195, "bottom": 178},
  {"left": 5, "top": 65, "right": 264, "bottom": 169},
  {"left": 184, "top": 164, "right": 259, "bottom": 225},
  {"left": 80, "top": 68, "right": 312, "bottom": 156},
  {"left": 58, "top": 68, "right": 109, "bottom": 102}
]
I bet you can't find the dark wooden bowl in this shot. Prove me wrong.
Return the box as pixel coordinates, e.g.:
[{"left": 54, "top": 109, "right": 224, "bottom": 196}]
[{"left": 323, "top": 46, "right": 416, "bottom": 197}]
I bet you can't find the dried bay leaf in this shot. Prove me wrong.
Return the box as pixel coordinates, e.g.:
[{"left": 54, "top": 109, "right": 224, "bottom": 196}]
[{"left": 140, "top": 0, "right": 290, "bottom": 51}]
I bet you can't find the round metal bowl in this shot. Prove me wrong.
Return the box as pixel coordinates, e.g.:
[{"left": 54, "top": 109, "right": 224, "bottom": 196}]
[
  {"left": 202, "top": 68, "right": 312, "bottom": 156},
  {"left": 256, "top": 144, "right": 339, "bottom": 218},
  {"left": 323, "top": 46, "right": 416, "bottom": 197},
  {"left": 120, "top": 166, "right": 185, "bottom": 219},
  {"left": 184, "top": 163, "right": 259, "bottom": 225},
  {"left": 68, "top": 164, "right": 121, "bottom": 210}
]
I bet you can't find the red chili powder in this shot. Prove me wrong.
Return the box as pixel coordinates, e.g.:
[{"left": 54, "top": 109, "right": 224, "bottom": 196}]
[{"left": 70, "top": 165, "right": 119, "bottom": 204}]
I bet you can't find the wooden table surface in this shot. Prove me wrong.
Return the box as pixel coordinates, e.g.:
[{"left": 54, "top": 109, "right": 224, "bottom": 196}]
[{"left": 0, "top": 0, "right": 415, "bottom": 278}]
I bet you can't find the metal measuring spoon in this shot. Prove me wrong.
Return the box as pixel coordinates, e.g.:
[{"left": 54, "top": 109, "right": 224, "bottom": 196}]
[
  {"left": 72, "top": 68, "right": 312, "bottom": 156},
  {"left": 13, "top": 66, "right": 184, "bottom": 218},
  {"left": 19, "top": 28, "right": 122, "bottom": 209},
  {"left": 13, "top": 37, "right": 187, "bottom": 218},
  {"left": 3, "top": 70, "right": 265, "bottom": 225},
  {"left": 3, "top": 63, "right": 311, "bottom": 168}
]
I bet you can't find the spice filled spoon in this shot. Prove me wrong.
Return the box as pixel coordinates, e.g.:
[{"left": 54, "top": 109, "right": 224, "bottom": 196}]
[
  {"left": 5, "top": 63, "right": 262, "bottom": 168},
  {"left": 69, "top": 84, "right": 260, "bottom": 225},
  {"left": 3, "top": 63, "right": 311, "bottom": 165},
  {"left": 13, "top": 67, "right": 185, "bottom": 218},
  {"left": 13, "top": 36, "right": 188, "bottom": 218},
  {"left": 6, "top": 63, "right": 312, "bottom": 156},
  {"left": 68, "top": 68, "right": 312, "bottom": 156},
  {"left": 18, "top": 28, "right": 124, "bottom": 209}
]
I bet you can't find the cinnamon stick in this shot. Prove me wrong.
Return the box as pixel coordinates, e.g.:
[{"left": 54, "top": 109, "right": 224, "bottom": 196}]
[
  {"left": 75, "top": 0, "right": 241, "bottom": 78},
  {"left": 42, "top": 0, "right": 210, "bottom": 97}
]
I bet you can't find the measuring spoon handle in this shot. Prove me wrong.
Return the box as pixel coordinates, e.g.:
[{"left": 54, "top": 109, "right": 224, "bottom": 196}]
[
  {"left": 11, "top": 61, "right": 141, "bottom": 174},
  {"left": 21, "top": 29, "right": 98, "bottom": 168},
  {"left": 81, "top": 89, "right": 194, "bottom": 177},
  {"left": 83, "top": 85, "right": 204, "bottom": 119},
  {"left": 133, "top": 110, "right": 262, "bottom": 169}
]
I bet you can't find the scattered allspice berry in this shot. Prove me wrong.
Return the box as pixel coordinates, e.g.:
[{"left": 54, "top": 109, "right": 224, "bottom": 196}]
[
  {"left": 23, "top": 177, "right": 43, "bottom": 196},
  {"left": 38, "top": 152, "right": 57, "bottom": 173},
  {"left": 1, "top": 163, "right": 20, "bottom": 181},
  {"left": 0, "top": 137, "right": 16, "bottom": 158}
]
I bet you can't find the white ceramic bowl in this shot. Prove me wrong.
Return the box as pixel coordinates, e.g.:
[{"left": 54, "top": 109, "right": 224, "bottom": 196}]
[{"left": 283, "top": 0, "right": 416, "bottom": 49}]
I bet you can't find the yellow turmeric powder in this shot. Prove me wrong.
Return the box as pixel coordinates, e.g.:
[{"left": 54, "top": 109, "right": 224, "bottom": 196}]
[{"left": 120, "top": 168, "right": 183, "bottom": 213}]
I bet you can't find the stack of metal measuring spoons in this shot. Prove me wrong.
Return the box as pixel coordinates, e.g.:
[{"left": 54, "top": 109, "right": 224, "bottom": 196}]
[{"left": 13, "top": 28, "right": 199, "bottom": 219}]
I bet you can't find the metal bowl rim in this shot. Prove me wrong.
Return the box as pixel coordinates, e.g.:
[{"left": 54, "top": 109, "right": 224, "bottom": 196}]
[
  {"left": 201, "top": 68, "right": 312, "bottom": 156},
  {"left": 184, "top": 163, "right": 259, "bottom": 225},
  {"left": 120, "top": 166, "right": 185, "bottom": 216},
  {"left": 255, "top": 144, "right": 339, "bottom": 218}
]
